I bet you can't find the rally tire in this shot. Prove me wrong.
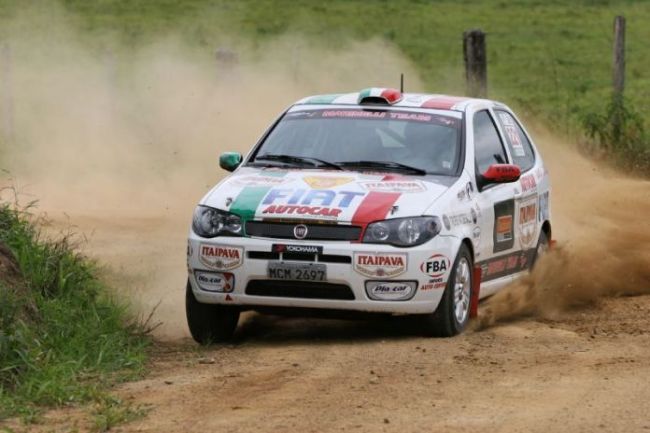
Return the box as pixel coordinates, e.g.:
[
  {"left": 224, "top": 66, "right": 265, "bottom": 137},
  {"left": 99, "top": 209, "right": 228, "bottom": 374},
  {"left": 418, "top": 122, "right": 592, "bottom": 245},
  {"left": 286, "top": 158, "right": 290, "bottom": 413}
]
[
  {"left": 186, "top": 281, "right": 240, "bottom": 345},
  {"left": 421, "top": 244, "right": 473, "bottom": 337},
  {"left": 531, "top": 230, "right": 549, "bottom": 270}
]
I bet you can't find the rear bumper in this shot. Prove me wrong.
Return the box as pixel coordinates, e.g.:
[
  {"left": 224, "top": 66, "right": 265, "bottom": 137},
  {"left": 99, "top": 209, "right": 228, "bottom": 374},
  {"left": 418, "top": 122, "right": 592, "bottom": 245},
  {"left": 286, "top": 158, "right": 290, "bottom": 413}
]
[{"left": 187, "top": 232, "right": 460, "bottom": 315}]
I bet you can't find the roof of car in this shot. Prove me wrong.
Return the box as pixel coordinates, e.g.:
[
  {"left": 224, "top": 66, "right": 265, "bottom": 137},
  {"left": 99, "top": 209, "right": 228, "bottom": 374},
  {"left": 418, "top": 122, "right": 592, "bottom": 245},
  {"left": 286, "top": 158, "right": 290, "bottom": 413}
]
[{"left": 294, "top": 87, "right": 506, "bottom": 112}]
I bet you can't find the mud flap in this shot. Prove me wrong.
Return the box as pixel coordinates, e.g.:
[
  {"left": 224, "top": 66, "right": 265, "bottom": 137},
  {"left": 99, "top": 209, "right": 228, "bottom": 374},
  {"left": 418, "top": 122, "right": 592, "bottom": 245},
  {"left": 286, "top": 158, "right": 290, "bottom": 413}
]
[{"left": 470, "top": 266, "right": 482, "bottom": 318}]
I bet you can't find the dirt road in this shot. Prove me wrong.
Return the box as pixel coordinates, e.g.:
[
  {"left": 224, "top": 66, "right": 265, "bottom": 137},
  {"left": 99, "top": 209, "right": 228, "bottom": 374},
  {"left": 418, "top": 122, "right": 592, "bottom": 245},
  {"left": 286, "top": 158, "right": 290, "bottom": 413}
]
[
  {"left": 14, "top": 294, "right": 650, "bottom": 433},
  {"left": 6, "top": 128, "right": 645, "bottom": 433},
  {"left": 114, "top": 300, "right": 650, "bottom": 433}
]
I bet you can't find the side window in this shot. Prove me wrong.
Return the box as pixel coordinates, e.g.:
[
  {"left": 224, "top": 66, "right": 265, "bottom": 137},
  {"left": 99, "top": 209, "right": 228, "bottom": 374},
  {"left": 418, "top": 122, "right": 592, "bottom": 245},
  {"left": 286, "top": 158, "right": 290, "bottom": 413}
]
[
  {"left": 473, "top": 110, "right": 507, "bottom": 174},
  {"left": 495, "top": 110, "right": 535, "bottom": 172}
]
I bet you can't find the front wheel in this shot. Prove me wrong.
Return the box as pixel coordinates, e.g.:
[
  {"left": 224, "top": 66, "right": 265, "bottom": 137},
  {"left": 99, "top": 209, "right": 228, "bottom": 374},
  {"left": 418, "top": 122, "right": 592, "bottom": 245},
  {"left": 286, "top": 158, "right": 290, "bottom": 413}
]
[
  {"left": 186, "top": 281, "right": 240, "bottom": 345},
  {"left": 421, "top": 244, "right": 473, "bottom": 337}
]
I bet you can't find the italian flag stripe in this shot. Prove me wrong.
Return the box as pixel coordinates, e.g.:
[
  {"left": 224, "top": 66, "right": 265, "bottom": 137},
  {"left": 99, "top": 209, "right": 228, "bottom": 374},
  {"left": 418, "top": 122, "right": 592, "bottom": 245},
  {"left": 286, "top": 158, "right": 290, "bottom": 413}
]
[
  {"left": 304, "top": 94, "right": 344, "bottom": 104},
  {"left": 358, "top": 88, "right": 373, "bottom": 99},
  {"left": 352, "top": 191, "right": 401, "bottom": 225},
  {"left": 230, "top": 186, "right": 271, "bottom": 225}
]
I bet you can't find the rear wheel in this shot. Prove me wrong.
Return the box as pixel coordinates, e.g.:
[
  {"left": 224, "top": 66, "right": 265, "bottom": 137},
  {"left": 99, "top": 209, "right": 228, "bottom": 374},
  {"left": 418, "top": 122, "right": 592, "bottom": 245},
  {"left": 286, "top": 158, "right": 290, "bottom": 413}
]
[
  {"left": 531, "top": 230, "right": 549, "bottom": 269},
  {"left": 421, "top": 244, "right": 473, "bottom": 337},
  {"left": 185, "top": 281, "right": 240, "bottom": 345}
]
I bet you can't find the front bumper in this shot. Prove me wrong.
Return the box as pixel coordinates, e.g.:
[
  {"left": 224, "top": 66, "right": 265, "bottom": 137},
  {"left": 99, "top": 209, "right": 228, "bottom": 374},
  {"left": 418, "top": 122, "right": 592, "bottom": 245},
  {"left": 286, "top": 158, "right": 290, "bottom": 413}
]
[{"left": 187, "top": 232, "right": 460, "bottom": 315}]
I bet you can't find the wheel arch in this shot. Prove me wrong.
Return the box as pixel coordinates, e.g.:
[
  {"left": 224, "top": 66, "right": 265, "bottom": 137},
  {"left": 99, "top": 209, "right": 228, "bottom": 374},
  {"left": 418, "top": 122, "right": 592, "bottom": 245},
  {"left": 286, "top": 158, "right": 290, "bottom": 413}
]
[
  {"left": 541, "top": 220, "right": 552, "bottom": 241},
  {"left": 461, "top": 238, "right": 475, "bottom": 263}
]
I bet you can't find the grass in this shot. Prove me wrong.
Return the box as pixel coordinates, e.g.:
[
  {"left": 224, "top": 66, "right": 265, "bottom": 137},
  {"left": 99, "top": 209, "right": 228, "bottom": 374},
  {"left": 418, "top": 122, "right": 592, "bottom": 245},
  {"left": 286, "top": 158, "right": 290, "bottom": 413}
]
[
  {"left": 0, "top": 202, "right": 149, "bottom": 425},
  {"left": 49, "top": 1, "right": 650, "bottom": 123},
  {"left": 91, "top": 395, "right": 151, "bottom": 432}
]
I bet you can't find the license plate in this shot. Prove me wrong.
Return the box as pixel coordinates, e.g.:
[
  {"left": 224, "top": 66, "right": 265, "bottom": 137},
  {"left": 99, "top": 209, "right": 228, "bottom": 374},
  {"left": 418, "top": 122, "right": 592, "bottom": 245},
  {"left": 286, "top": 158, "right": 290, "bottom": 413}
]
[{"left": 268, "top": 262, "right": 327, "bottom": 281}]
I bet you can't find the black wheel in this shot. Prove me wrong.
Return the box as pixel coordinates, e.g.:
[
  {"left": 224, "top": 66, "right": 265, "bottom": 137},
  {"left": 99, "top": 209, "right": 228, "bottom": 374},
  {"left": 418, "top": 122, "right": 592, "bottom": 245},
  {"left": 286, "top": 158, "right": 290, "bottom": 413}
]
[
  {"left": 531, "top": 230, "right": 549, "bottom": 270},
  {"left": 185, "top": 281, "right": 240, "bottom": 345},
  {"left": 421, "top": 244, "right": 473, "bottom": 337}
]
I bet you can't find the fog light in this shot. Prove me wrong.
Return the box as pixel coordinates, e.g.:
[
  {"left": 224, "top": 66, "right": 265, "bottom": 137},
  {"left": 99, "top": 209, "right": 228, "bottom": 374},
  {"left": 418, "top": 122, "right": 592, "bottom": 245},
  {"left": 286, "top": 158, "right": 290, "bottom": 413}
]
[
  {"left": 194, "top": 271, "right": 234, "bottom": 292},
  {"left": 365, "top": 281, "right": 417, "bottom": 301}
]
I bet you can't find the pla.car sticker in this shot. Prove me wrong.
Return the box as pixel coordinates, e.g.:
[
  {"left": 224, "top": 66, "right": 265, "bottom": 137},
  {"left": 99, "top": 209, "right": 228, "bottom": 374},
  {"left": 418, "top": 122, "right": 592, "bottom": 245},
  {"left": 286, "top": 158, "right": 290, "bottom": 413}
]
[
  {"left": 365, "top": 281, "right": 416, "bottom": 301},
  {"left": 194, "top": 271, "right": 234, "bottom": 292}
]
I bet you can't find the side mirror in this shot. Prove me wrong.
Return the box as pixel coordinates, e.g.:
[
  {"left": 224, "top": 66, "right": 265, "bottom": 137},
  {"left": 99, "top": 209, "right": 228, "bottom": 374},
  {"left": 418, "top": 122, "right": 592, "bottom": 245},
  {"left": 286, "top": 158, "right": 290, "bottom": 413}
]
[
  {"left": 219, "top": 152, "right": 243, "bottom": 172},
  {"left": 479, "top": 164, "right": 521, "bottom": 187}
]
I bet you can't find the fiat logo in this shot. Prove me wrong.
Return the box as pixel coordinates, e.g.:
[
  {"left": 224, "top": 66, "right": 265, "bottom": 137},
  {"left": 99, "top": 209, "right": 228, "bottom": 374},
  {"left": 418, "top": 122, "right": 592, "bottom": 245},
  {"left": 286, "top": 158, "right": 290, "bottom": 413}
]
[{"left": 293, "top": 224, "right": 308, "bottom": 239}]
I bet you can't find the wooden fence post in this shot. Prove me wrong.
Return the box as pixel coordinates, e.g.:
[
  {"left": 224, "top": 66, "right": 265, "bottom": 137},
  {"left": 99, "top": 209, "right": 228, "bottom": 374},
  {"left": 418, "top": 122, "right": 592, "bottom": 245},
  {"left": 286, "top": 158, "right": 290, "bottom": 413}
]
[
  {"left": 463, "top": 29, "right": 487, "bottom": 98},
  {"left": 611, "top": 16, "right": 625, "bottom": 142},
  {"left": 612, "top": 16, "right": 625, "bottom": 102}
]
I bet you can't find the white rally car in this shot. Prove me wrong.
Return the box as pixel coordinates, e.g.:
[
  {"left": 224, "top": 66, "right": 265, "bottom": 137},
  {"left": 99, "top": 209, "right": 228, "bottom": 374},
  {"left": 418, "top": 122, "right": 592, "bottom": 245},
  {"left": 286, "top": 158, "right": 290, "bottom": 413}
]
[{"left": 186, "top": 88, "right": 551, "bottom": 343}]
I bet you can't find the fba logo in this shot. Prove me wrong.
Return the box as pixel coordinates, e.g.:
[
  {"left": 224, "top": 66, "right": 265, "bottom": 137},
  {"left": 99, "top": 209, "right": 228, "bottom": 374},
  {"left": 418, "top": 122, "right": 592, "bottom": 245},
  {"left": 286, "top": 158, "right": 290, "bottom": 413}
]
[{"left": 420, "top": 254, "right": 450, "bottom": 278}]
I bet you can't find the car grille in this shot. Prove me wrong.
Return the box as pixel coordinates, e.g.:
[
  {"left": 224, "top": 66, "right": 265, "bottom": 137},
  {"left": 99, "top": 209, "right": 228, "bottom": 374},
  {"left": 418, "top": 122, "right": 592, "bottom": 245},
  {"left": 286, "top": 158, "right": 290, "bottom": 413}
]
[
  {"left": 245, "top": 221, "right": 362, "bottom": 241},
  {"left": 247, "top": 251, "right": 351, "bottom": 264},
  {"left": 245, "top": 280, "right": 355, "bottom": 300}
]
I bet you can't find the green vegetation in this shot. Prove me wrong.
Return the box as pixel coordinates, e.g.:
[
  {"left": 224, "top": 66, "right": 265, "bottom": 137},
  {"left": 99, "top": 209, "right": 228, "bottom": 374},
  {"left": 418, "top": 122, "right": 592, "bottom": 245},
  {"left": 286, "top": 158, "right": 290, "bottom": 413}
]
[
  {"left": 0, "top": 203, "right": 149, "bottom": 422},
  {"left": 92, "top": 395, "right": 150, "bottom": 432},
  {"left": 1, "top": 0, "right": 649, "bottom": 170}
]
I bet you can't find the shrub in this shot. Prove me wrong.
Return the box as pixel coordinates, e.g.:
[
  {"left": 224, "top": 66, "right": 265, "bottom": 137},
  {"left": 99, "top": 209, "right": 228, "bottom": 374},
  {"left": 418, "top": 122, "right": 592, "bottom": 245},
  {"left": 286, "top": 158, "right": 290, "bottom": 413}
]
[{"left": 0, "top": 203, "right": 149, "bottom": 420}]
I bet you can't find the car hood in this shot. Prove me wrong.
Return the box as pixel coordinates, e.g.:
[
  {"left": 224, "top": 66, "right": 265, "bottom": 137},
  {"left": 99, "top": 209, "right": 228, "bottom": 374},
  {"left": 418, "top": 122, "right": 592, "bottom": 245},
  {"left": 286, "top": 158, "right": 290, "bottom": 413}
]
[{"left": 203, "top": 167, "right": 454, "bottom": 224}]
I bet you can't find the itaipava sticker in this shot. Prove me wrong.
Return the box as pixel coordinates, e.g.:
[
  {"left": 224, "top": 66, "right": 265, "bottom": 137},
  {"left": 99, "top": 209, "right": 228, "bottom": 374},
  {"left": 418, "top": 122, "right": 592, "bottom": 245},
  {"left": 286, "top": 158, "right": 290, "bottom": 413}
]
[
  {"left": 353, "top": 253, "right": 407, "bottom": 278},
  {"left": 199, "top": 244, "right": 244, "bottom": 270}
]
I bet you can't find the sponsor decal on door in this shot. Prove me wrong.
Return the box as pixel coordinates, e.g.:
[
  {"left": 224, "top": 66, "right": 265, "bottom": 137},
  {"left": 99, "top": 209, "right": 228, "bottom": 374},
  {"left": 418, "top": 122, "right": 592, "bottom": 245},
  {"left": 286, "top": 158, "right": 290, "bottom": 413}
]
[
  {"left": 518, "top": 195, "right": 538, "bottom": 249},
  {"left": 493, "top": 199, "right": 515, "bottom": 253}
]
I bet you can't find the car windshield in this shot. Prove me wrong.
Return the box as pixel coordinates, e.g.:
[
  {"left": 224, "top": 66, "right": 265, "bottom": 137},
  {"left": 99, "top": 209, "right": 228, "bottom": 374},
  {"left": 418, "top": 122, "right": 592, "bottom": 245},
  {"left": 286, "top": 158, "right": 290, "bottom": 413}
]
[{"left": 250, "top": 108, "right": 462, "bottom": 175}]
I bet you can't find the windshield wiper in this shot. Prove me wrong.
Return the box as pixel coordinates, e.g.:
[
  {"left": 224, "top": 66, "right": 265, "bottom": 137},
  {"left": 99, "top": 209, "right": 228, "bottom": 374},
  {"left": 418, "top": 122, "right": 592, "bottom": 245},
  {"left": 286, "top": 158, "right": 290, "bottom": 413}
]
[
  {"left": 252, "top": 154, "right": 342, "bottom": 170},
  {"left": 336, "top": 160, "right": 427, "bottom": 175}
]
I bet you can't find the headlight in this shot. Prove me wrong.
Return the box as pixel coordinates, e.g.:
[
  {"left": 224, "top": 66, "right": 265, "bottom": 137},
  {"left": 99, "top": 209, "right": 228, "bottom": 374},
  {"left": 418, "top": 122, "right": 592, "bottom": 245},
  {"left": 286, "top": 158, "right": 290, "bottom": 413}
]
[
  {"left": 192, "top": 205, "right": 243, "bottom": 238},
  {"left": 363, "top": 217, "right": 441, "bottom": 247}
]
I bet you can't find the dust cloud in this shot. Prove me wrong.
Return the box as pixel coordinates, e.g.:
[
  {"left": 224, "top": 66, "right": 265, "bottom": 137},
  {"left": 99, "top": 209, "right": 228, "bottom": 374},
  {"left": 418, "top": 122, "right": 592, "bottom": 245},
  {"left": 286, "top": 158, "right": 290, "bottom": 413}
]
[
  {"left": 1, "top": 7, "right": 648, "bottom": 338},
  {"left": 0, "top": 7, "right": 423, "bottom": 338},
  {"left": 477, "top": 130, "right": 650, "bottom": 328}
]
